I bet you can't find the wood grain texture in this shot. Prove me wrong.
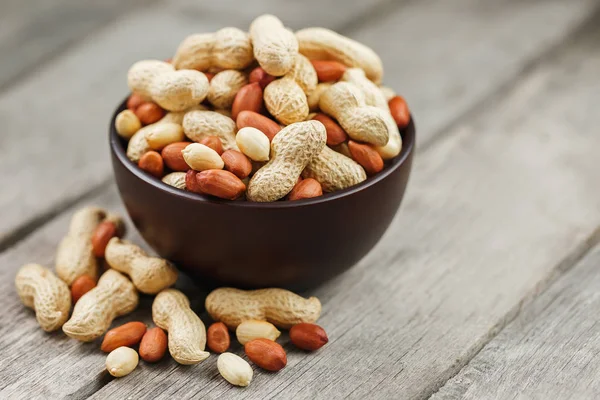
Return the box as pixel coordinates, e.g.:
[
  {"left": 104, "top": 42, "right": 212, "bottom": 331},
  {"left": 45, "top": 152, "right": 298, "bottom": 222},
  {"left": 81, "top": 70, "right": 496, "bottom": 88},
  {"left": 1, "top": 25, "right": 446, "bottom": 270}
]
[
  {"left": 1, "top": 10, "right": 600, "bottom": 398},
  {"left": 0, "top": 0, "right": 156, "bottom": 90},
  {"left": 431, "top": 243, "right": 600, "bottom": 400},
  {"left": 350, "top": 0, "right": 597, "bottom": 144}
]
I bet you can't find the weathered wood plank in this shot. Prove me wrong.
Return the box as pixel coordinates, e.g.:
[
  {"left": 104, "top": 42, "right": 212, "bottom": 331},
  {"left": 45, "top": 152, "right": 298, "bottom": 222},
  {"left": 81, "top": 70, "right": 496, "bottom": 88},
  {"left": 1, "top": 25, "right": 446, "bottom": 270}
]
[
  {"left": 1, "top": 9, "right": 600, "bottom": 398},
  {"left": 431, "top": 242, "right": 600, "bottom": 400},
  {"left": 0, "top": 0, "right": 156, "bottom": 90},
  {"left": 350, "top": 0, "right": 598, "bottom": 143}
]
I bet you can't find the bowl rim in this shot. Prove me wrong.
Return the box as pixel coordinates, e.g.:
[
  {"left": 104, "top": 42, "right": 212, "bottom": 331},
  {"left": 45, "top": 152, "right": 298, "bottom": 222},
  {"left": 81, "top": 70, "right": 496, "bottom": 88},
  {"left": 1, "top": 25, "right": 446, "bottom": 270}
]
[{"left": 110, "top": 97, "right": 415, "bottom": 208}]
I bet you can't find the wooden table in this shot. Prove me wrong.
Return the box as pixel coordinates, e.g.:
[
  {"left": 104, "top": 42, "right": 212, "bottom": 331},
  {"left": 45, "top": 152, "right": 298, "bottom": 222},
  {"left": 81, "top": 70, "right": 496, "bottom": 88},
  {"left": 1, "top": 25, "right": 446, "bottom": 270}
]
[{"left": 2, "top": 1, "right": 600, "bottom": 398}]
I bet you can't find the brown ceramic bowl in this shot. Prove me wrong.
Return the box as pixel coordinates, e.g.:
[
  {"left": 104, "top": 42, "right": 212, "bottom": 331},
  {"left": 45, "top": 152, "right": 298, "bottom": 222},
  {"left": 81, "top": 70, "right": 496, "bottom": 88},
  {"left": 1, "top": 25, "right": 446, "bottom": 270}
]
[{"left": 110, "top": 98, "right": 415, "bottom": 290}]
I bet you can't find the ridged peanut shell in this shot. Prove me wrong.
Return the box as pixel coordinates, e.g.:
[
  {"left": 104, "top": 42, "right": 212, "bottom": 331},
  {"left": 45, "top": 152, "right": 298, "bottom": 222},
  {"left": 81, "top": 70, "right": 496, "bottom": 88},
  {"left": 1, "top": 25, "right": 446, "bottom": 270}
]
[
  {"left": 264, "top": 78, "right": 309, "bottom": 125},
  {"left": 152, "top": 289, "right": 209, "bottom": 365},
  {"left": 302, "top": 146, "right": 367, "bottom": 192},
  {"left": 205, "top": 287, "right": 322, "bottom": 329},
  {"left": 183, "top": 110, "right": 239, "bottom": 151},
  {"left": 127, "top": 60, "right": 174, "bottom": 99},
  {"left": 105, "top": 238, "right": 178, "bottom": 294},
  {"left": 55, "top": 206, "right": 106, "bottom": 285},
  {"left": 319, "top": 82, "right": 388, "bottom": 146},
  {"left": 15, "top": 264, "right": 71, "bottom": 332},
  {"left": 208, "top": 70, "right": 248, "bottom": 109},
  {"left": 296, "top": 27, "right": 383, "bottom": 84},
  {"left": 150, "top": 70, "right": 209, "bottom": 112},
  {"left": 162, "top": 172, "right": 187, "bottom": 189},
  {"left": 286, "top": 54, "right": 318, "bottom": 96},
  {"left": 247, "top": 120, "right": 325, "bottom": 202},
  {"left": 62, "top": 270, "right": 139, "bottom": 342},
  {"left": 250, "top": 14, "right": 298, "bottom": 76}
]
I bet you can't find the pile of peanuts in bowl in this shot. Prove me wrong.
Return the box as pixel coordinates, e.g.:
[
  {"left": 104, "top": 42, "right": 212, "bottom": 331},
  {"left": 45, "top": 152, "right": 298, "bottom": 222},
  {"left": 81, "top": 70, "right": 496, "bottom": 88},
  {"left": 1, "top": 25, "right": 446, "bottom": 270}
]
[{"left": 116, "top": 14, "right": 411, "bottom": 202}]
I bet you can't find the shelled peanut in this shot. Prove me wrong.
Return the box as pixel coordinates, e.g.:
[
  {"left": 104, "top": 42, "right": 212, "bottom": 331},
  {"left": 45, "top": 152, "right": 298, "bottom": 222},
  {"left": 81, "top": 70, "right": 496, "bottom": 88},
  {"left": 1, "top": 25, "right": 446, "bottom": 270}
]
[{"left": 115, "top": 14, "right": 411, "bottom": 202}]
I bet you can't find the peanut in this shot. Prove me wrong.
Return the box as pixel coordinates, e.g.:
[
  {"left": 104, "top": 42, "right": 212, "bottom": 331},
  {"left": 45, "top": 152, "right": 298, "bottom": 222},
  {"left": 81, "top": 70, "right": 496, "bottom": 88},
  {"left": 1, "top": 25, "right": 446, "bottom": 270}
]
[
  {"left": 236, "top": 320, "right": 281, "bottom": 345},
  {"left": 221, "top": 150, "right": 252, "bottom": 179},
  {"left": 231, "top": 82, "right": 263, "bottom": 120},
  {"left": 106, "top": 346, "right": 139, "bottom": 378},
  {"left": 249, "top": 14, "right": 298, "bottom": 76},
  {"left": 236, "top": 127, "right": 270, "bottom": 161},
  {"left": 307, "top": 82, "right": 331, "bottom": 112},
  {"left": 161, "top": 141, "right": 192, "bottom": 171},
  {"left": 56, "top": 206, "right": 106, "bottom": 285},
  {"left": 135, "top": 103, "right": 165, "bottom": 125},
  {"left": 115, "top": 110, "right": 141, "bottom": 139},
  {"left": 311, "top": 113, "right": 348, "bottom": 146},
  {"left": 150, "top": 70, "right": 209, "bottom": 111},
  {"left": 208, "top": 70, "right": 248, "bottom": 109},
  {"left": 127, "top": 93, "right": 146, "bottom": 111},
  {"left": 218, "top": 353, "right": 253, "bottom": 387},
  {"left": 144, "top": 122, "right": 185, "bottom": 150},
  {"left": 162, "top": 172, "right": 187, "bottom": 190},
  {"left": 128, "top": 60, "right": 209, "bottom": 112},
  {"left": 173, "top": 28, "right": 253, "bottom": 71},
  {"left": 310, "top": 60, "right": 347, "bottom": 82},
  {"left": 15, "top": 264, "right": 71, "bottom": 332},
  {"left": 91, "top": 219, "right": 121, "bottom": 258},
  {"left": 101, "top": 321, "right": 147, "bottom": 353},
  {"left": 236, "top": 110, "right": 281, "bottom": 141},
  {"left": 104, "top": 238, "right": 178, "bottom": 295},
  {"left": 348, "top": 140, "right": 384, "bottom": 175},
  {"left": 389, "top": 95, "right": 411, "bottom": 128},
  {"left": 63, "top": 269, "right": 139, "bottom": 342},
  {"left": 286, "top": 54, "right": 318, "bottom": 96},
  {"left": 289, "top": 323, "right": 328, "bottom": 351},
  {"left": 207, "top": 322, "right": 230, "bottom": 353},
  {"left": 152, "top": 289, "right": 210, "bottom": 365},
  {"left": 205, "top": 287, "right": 322, "bottom": 329},
  {"left": 138, "top": 151, "right": 164, "bottom": 178},
  {"left": 342, "top": 68, "right": 401, "bottom": 159},
  {"left": 248, "top": 66, "right": 275, "bottom": 89},
  {"left": 199, "top": 135, "right": 224, "bottom": 155},
  {"left": 71, "top": 275, "right": 96, "bottom": 304},
  {"left": 127, "top": 60, "right": 174, "bottom": 100},
  {"left": 287, "top": 178, "right": 323, "bottom": 201},
  {"left": 182, "top": 143, "right": 225, "bottom": 171},
  {"left": 303, "top": 146, "right": 367, "bottom": 192},
  {"left": 319, "top": 82, "right": 389, "bottom": 146},
  {"left": 139, "top": 327, "right": 168, "bottom": 362},
  {"left": 182, "top": 110, "right": 239, "bottom": 151},
  {"left": 296, "top": 27, "right": 383, "bottom": 83},
  {"left": 244, "top": 338, "right": 287, "bottom": 371},
  {"left": 264, "top": 78, "right": 309, "bottom": 125},
  {"left": 185, "top": 170, "right": 203, "bottom": 193},
  {"left": 126, "top": 125, "right": 152, "bottom": 162},
  {"left": 247, "top": 121, "right": 325, "bottom": 202},
  {"left": 195, "top": 170, "right": 247, "bottom": 200}
]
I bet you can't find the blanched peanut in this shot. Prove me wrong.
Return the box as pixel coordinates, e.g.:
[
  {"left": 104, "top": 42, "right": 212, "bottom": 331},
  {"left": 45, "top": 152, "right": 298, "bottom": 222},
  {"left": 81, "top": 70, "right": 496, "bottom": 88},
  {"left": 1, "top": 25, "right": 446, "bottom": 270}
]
[
  {"left": 236, "top": 127, "right": 270, "bottom": 161},
  {"left": 144, "top": 122, "right": 185, "bottom": 150},
  {"left": 182, "top": 143, "right": 225, "bottom": 171},
  {"left": 115, "top": 110, "right": 141, "bottom": 139}
]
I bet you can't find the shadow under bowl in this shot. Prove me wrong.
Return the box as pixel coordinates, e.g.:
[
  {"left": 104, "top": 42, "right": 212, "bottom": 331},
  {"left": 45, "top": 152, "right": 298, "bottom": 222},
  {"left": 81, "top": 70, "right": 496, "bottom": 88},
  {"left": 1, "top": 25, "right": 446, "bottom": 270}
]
[{"left": 110, "top": 98, "right": 415, "bottom": 290}]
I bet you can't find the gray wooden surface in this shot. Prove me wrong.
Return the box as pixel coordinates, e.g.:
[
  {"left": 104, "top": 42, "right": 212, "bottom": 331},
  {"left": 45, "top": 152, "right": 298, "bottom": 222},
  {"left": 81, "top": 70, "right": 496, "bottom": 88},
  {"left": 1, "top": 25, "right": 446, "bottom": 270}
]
[
  {"left": 1, "top": 1, "right": 600, "bottom": 399},
  {"left": 432, "top": 243, "right": 600, "bottom": 400}
]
